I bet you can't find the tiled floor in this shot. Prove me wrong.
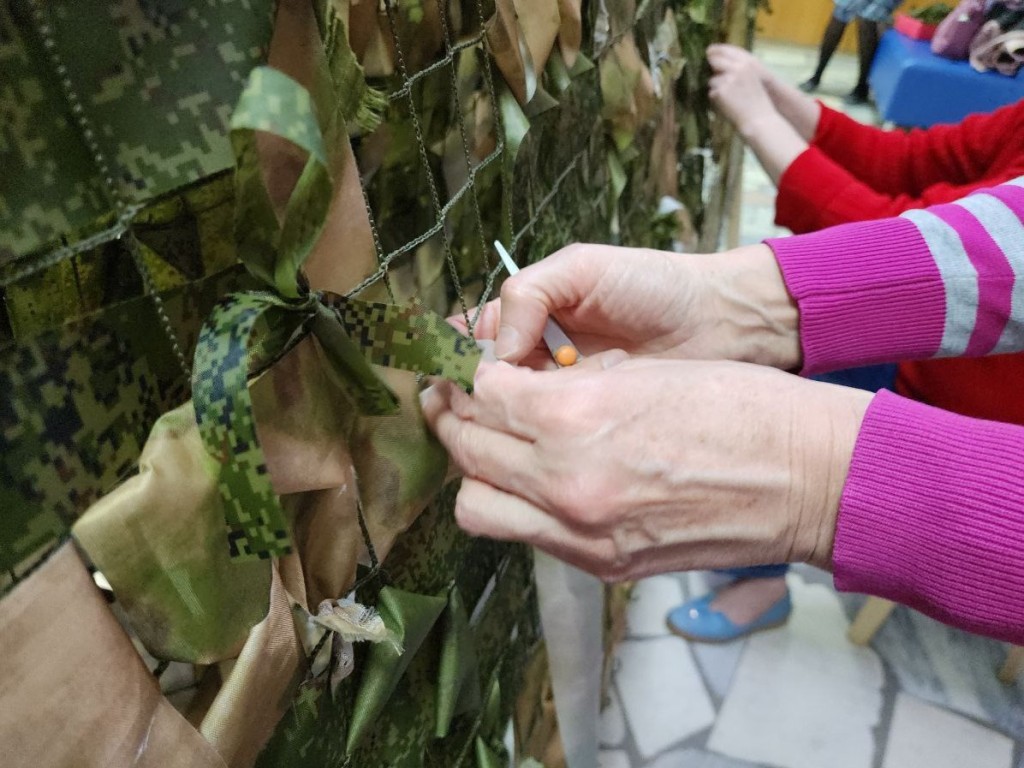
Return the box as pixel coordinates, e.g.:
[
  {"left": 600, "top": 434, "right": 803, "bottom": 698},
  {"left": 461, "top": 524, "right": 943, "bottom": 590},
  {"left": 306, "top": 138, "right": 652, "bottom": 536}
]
[
  {"left": 598, "top": 41, "right": 1024, "bottom": 768},
  {"left": 601, "top": 567, "right": 1024, "bottom": 768}
]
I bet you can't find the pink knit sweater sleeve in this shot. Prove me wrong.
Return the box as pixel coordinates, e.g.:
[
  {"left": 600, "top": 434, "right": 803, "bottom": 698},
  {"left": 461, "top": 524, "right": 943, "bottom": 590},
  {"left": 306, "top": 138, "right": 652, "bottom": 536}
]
[{"left": 765, "top": 178, "right": 1024, "bottom": 643}]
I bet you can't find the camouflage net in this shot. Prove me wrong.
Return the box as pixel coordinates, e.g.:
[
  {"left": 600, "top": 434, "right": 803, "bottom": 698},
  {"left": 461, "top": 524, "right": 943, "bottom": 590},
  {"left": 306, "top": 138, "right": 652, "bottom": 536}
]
[{"left": 0, "top": 0, "right": 754, "bottom": 766}]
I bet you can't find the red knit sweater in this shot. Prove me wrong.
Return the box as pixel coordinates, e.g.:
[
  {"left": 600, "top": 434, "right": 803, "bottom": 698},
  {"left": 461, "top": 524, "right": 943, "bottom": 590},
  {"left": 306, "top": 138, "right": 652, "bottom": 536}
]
[{"left": 775, "top": 100, "right": 1024, "bottom": 424}]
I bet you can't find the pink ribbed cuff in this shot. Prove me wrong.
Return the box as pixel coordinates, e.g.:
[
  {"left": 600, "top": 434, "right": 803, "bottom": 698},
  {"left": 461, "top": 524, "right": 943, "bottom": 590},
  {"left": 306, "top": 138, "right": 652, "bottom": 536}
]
[
  {"left": 835, "top": 390, "right": 1024, "bottom": 644},
  {"left": 766, "top": 218, "right": 947, "bottom": 375}
]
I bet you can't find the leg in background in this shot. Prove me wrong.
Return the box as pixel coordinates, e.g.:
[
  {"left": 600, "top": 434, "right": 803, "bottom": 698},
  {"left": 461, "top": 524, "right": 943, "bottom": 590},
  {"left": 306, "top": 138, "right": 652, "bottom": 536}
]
[
  {"left": 846, "top": 18, "right": 880, "bottom": 103},
  {"left": 667, "top": 564, "right": 792, "bottom": 643},
  {"left": 667, "top": 368, "right": 894, "bottom": 644},
  {"left": 718, "top": 564, "right": 791, "bottom": 580},
  {"left": 710, "top": 568, "right": 790, "bottom": 625},
  {"left": 801, "top": 15, "right": 848, "bottom": 92}
]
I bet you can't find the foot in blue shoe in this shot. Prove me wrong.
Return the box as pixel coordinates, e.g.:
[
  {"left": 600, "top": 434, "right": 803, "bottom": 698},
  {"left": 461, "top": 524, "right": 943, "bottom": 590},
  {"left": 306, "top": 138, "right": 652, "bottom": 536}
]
[{"left": 666, "top": 588, "right": 792, "bottom": 644}]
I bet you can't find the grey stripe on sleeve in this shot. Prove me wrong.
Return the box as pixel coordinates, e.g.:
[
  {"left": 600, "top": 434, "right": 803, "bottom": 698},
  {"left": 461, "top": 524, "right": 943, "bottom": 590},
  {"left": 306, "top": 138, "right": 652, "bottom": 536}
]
[
  {"left": 900, "top": 208, "right": 978, "bottom": 357},
  {"left": 956, "top": 193, "right": 1024, "bottom": 354}
]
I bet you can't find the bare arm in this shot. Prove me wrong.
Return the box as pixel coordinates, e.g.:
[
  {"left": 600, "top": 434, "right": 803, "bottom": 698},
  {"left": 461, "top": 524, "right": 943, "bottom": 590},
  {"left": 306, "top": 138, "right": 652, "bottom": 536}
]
[
  {"left": 762, "top": 70, "right": 822, "bottom": 142},
  {"left": 733, "top": 110, "right": 808, "bottom": 186},
  {"left": 706, "top": 45, "right": 808, "bottom": 185}
]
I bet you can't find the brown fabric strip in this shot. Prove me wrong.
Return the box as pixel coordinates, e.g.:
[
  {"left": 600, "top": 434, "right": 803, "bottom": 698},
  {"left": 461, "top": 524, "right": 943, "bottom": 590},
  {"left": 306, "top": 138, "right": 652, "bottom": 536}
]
[
  {"left": 0, "top": 544, "right": 227, "bottom": 768},
  {"left": 199, "top": 565, "right": 305, "bottom": 768}
]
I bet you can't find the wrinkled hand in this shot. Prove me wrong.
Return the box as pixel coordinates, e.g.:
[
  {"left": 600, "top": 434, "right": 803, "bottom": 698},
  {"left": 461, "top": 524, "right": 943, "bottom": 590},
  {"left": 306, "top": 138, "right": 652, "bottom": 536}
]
[
  {"left": 462, "top": 243, "right": 800, "bottom": 371},
  {"left": 422, "top": 356, "right": 871, "bottom": 581},
  {"left": 707, "top": 43, "right": 773, "bottom": 84},
  {"left": 706, "top": 43, "right": 779, "bottom": 137}
]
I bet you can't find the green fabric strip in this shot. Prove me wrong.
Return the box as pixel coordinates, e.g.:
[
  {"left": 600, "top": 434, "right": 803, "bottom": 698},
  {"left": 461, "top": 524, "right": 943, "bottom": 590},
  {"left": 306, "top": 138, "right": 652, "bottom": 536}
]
[
  {"left": 191, "top": 291, "right": 308, "bottom": 561},
  {"left": 436, "top": 586, "right": 482, "bottom": 738},
  {"left": 189, "top": 290, "right": 477, "bottom": 562},
  {"left": 329, "top": 296, "right": 481, "bottom": 391},
  {"left": 346, "top": 586, "right": 448, "bottom": 752},
  {"left": 230, "top": 66, "right": 333, "bottom": 299},
  {"left": 309, "top": 303, "right": 401, "bottom": 415},
  {"left": 72, "top": 402, "right": 273, "bottom": 663},
  {"left": 313, "top": 0, "right": 388, "bottom": 135}
]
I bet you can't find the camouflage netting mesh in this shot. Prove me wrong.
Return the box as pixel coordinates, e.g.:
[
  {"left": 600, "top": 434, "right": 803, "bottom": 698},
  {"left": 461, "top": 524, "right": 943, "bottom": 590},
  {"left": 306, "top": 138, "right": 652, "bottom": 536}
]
[{"left": 0, "top": 0, "right": 754, "bottom": 766}]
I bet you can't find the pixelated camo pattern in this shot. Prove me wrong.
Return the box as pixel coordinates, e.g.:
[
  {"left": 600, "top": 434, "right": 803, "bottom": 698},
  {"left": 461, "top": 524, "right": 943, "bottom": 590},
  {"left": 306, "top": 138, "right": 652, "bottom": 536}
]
[
  {"left": 192, "top": 288, "right": 481, "bottom": 561},
  {"left": 332, "top": 297, "right": 481, "bottom": 391},
  {"left": 0, "top": 0, "right": 273, "bottom": 264},
  {"left": 0, "top": 267, "right": 248, "bottom": 576},
  {"left": 192, "top": 292, "right": 296, "bottom": 561},
  {"left": 232, "top": 67, "right": 328, "bottom": 168},
  {"left": 0, "top": 317, "right": 159, "bottom": 571},
  {"left": 231, "top": 65, "right": 334, "bottom": 298}
]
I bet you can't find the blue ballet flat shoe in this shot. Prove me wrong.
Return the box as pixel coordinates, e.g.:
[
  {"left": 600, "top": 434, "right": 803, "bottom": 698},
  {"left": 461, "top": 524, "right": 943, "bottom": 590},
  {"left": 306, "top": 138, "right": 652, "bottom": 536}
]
[{"left": 666, "top": 591, "right": 792, "bottom": 644}]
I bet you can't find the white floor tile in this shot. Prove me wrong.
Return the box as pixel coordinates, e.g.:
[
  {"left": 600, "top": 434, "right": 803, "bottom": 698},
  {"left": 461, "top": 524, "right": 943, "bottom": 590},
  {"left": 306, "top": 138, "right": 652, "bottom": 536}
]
[
  {"left": 912, "top": 612, "right": 988, "bottom": 722},
  {"left": 600, "top": 685, "right": 627, "bottom": 747},
  {"left": 707, "top": 573, "right": 883, "bottom": 768},
  {"left": 615, "top": 637, "right": 716, "bottom": 759},
  {"left": 650, "top": 747, "right": 763, "bottom": 768},
  {"left": 598, "top": 749, "right": 632, "bottom": 768},
  {"left": 861, "top": 587, "right": 1024, "bottom": 739},
  {"left": 627, "top": 576, "right": 684, "bottom": 638},
  {"left": 752, "top": 46, "right": 812, "bottom": 69},
  {"left": 690, "top": 639, "right": 745, "bottom": 702},
  {"left": 882, "top": 693, "right": 1014, "bottom": 768}
]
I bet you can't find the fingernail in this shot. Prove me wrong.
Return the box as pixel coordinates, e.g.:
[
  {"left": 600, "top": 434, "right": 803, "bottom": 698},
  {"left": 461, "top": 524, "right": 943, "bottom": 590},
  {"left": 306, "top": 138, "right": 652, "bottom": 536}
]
[
  {"left": 419, "top": 384, "right": 438, "bottom": 412},
  {"left": 495, "top": 325, "right": 523, "bottom": 360},
  {"left": 475, "top": 338, "right": 498, "bottom": 363},
  {"left": 601, "top": 349, "right": 630, "bottom": 369}
]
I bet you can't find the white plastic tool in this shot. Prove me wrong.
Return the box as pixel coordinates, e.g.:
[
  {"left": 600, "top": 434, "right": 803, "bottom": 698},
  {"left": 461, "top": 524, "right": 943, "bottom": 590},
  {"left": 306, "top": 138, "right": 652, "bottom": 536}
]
[{"left": 494, "top": 241, "right": 579, "bottom": 367}]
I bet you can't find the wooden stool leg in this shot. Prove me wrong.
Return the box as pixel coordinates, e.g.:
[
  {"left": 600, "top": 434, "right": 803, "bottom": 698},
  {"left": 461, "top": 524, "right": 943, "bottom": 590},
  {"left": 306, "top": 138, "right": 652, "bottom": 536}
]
[
  {"left": 998, "top": 646, "right": 1024, "bottom": 684},
  {"left": 847, "top": 597, "right": 898, "bottom": 646}
]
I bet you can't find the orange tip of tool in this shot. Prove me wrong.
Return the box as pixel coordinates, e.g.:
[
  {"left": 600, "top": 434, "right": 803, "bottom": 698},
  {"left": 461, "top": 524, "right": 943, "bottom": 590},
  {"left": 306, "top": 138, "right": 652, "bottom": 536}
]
[{"left": 554, "top": 345, "right": 578, "bottom": 367}]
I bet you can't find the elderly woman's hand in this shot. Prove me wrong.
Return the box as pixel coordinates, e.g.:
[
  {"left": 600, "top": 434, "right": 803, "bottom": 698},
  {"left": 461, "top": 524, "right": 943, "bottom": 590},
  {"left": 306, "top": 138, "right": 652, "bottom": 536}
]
[
  {"left": 464, "top": 243, "right": 801, "bottom": 371},
  {"left": 707, "top": 44, "right": 781, "bottom": 138},
  {"left": 422, "top": 356, "right": 871, "bottom": 581}
]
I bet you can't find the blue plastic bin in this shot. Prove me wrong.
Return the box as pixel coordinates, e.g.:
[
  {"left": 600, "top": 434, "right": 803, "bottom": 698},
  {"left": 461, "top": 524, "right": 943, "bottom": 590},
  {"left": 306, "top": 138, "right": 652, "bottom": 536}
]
[{"left": 869, "top": 30, "right": 1024, "bottom": 127}]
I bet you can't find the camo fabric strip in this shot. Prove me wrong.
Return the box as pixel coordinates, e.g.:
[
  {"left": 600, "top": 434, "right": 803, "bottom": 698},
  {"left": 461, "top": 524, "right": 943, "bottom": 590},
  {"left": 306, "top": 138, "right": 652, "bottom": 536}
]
[
  {"left": 312, "top": 0, "right": 388, "bottom": 135},
  {"left": 308, "top": 304, "right": 401, "bottom": 415},
  {"left": 331, "top": 297, "right": 481, "bottom": 391},
  {"left": 345, "top": 586, "right": 449, "bottom": 752},
  {"left": 191, "top": 288, "right": 481, "bottom": 561},
  {"left": 193, "top": 63, "right": 483, "bottom": 560},
  {"left": 230, "top": 66, "right": 333, "bottom": 298},
  {"left": 191, "top": 291, "right": 309, "bottom": 561},
  {"left": 435, "top": 586, "right": 481, "bottom": 738}
]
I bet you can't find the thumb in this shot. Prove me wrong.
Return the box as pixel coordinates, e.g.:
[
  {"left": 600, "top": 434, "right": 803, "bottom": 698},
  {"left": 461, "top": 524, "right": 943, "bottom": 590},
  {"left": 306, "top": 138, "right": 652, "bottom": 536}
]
[
  {"left": 494, "top": 245, "right": 599, "bottom": 361},
  {"left": 494, "top": 274, "right": 563, "bottom": 362}
]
